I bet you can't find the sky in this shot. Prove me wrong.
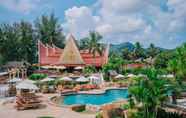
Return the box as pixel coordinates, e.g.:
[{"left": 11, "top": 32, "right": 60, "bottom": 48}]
[{"left": 0, "top": 0, "right": 186, "bottom": 49}]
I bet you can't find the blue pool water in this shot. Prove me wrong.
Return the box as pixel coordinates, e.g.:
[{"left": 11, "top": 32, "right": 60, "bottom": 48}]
[{"left": 63, "top": 89, "right": 128, "bottom": 105}]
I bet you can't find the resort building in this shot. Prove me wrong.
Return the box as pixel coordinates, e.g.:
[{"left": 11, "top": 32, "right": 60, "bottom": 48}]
[{"left": 38, "top": 34, "right": 109, "bottom": 68}]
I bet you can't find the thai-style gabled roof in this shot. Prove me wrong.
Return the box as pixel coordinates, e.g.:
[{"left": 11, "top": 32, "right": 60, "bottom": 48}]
[
  {"left": 38, "top": 34, "right": 109, "bottom": 67},
  {"left": 59, "top": 34, "right": 85, "bottom": 65}
]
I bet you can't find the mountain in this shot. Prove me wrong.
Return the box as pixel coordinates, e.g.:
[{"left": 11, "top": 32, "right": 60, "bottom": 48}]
[
  {"left": 110, "top": 42, "right": 135, "bottom": 54},
  {"left": 109, "top": 42, "right": 169, "bottom": 55}
]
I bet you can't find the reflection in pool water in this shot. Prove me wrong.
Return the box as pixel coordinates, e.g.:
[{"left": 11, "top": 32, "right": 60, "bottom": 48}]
[{"left": 63, "top": 89, "right": 128, "bottom": 105}]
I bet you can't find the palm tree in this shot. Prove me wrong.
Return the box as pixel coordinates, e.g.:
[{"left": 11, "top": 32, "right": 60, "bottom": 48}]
[
  {"left": 168, "top": 59, "right": 178, "bottom": 77},
  {"left": 133, "top": 42, "right": 145, "bottom": 60},
  {"left": 35, "top": 13, "right": 65, "bottom": 48},
  {"left": 147, "top": 43, "right": 159, "bottom": 58},
  {"left": 122, "top": 48, "right": 130, "bottom": 60},
  {"left": 167, "top": 44, "right": 186, "bottom": 104},
  {"left": 129, "top": 68, "right": 173, "bottom": 118},
  {"left": 85, "top": 31, "right": 104, "bottom": 66}
]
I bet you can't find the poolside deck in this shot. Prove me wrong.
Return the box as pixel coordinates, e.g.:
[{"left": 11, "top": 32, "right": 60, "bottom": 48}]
[{"left": 0, "top": 94, "right": 95, "bottom": 118}]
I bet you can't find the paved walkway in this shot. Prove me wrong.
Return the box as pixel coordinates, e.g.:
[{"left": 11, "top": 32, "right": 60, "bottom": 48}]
[{"left": 0, "top": 94, "right": 95, "bottom": 118}]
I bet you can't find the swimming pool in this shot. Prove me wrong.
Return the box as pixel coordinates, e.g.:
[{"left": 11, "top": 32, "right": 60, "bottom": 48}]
[{"left": 62, "top": 89, "right": 128, "bottom": 105}]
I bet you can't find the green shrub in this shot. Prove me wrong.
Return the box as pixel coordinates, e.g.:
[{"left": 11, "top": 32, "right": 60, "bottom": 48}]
[
  {"left": 71, "top": 105, "right": 86, "bottom": 112},
  {"left": 29, "top": 73, "right": 47, "bottom": 81},
  {"left": 83, "top": 66, "right": 96, "bottom": 74},
  {"left": 121, "top": 104, "right": 130, "bottom": 110},
  {"left": 96, "top": 112, "right": 103, "bottom": 118}
]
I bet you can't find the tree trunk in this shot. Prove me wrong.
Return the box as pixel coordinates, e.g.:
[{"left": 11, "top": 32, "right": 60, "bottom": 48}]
[{"left": 172, "top": 91, "right": 177, "bottom": 104}]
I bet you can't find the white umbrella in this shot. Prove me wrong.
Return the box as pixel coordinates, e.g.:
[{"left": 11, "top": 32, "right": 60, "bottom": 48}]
[
  {"left": 41, "top": 77, "right": 55, "bottom": 82},
  {"left": 42, "top": 65, "right": 53, "bottom": 69},
  {"left": 76, "top": 76, "right": 89, "bottom": 82},
  {"left": 59, "top": 77, "right": 73, "bottom": 81},
  {"left": 115, "top": 74, "right": 125, "bottom": 79},
  {"left": 16, "top": 80, "right": 39, "bottom": 90},
  {"left": 74, "top": 66, "right": 83, "bottom": 70},
  {"left": 8, "top": 77, "right": 22, "bottom": 83},
  {"left": 54, "top": 66, "right": 66, "bottom": 69},
  {"left": 127, "top": 74, "right": 136, "bottom": 78}
]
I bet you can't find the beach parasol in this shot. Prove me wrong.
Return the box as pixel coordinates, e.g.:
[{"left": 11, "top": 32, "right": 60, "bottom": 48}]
[
  {"left": 41, "top": 65, "right": 53, "bottom": 69},
  {"left": 59, "top": 77, "right": 73, "bottom": 81},
  {"left": 41, "top": 77, "right": 55, "bottom": 82},
  {"left": 74, "top": 66, "right": 83, "bottom": 70},
  {"left": 127, "top": 74, "right": 136, "bottom": 78},
  {"left": 76, "top": 76, "right": 89, "bottom": 82},
  {"left": 54, "top": 66, "right": 66, "bottom": 70},
  {"left": 115, "top": 74, "right": 125, "bottom": 79}
]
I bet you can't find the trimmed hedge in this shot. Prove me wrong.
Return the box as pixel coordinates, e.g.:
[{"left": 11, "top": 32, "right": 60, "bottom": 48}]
[
  {"left": 29, "top": 73, "right": 47, "bottom": 81},
  {"left": 71, "top": 105, "right": 86, "bottom": 112}
]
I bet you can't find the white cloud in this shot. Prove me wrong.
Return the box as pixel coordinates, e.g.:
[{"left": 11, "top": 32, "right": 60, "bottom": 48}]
[
  {"left": 99, "top": 0, "right": 144, "bottom": 15},
  {"left": 62, "top": 0, "right": 186, "bottom": 48},
  {"left": 62, "top": 6, "right": 100, "bottom": 39},
  {"left": 0, "top": 0, "right": 41, "bottom": 13},
  {"left": 96, "top": 24, "right": 112, "bottom": 35}
]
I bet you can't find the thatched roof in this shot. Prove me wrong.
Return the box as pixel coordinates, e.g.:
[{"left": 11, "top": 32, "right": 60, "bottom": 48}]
[{"left": 59, "top": 34, "right": 85, "bottom": 65}]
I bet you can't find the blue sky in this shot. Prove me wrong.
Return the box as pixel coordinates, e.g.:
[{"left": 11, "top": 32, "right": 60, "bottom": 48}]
[{"left": 0, "top": 0, "right": 186, "bottom": 49}]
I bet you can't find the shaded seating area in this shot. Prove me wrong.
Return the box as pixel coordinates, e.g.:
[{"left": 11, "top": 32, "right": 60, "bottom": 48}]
[
  {"left": 55, "top": 75, "right": 101, "bottom": 94},
  {"left": 15, "top": 80, "right": 42, "bottom": 110}
]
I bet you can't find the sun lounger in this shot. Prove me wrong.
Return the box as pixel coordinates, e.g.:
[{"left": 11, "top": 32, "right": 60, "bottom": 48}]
[{"left": 15, "top": 92, "right": 42, "bottom": 110}]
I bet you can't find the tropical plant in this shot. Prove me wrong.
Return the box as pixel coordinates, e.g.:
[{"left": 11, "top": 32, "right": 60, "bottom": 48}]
[
  {"left": 154, "top": 51, "right": 175, "bottom": 69},
  {"left": 167, "top": 43, "right": 186, "bottom": 104},
  {"left": 122, "top": 48, "right": 131, "bottom": 60},
  {"left": 129, "top": 68, "right": 172, "bottom": 118},
  {"left": 83, "top": 65, "right": 97, "bottom": 74},
  {"left": 79, "top": 37, "right": 89, "bottom": 50},
  {"left": 102, "top": 54, "right": 125, "bottom": 73},
  {"left": 171, "top": 43, "right": 186, "bottom": 80},
  {"left": 83, "top": 31, "right": 104, "bottom": 66},
  {"left": 147, "top": 43, "right": 160, "bottom": 58},
  {"left": 168, "top": 59, "right": 178, "bottom": 76},
  {"left": 35, "top": 13, "right": 65, "bottom": 48},
  {"left": 132, "top": 42, "right": 145, "bottom": 60},
  {"left": 95, "top": 112, "right": 103, "bottom": 118}
]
